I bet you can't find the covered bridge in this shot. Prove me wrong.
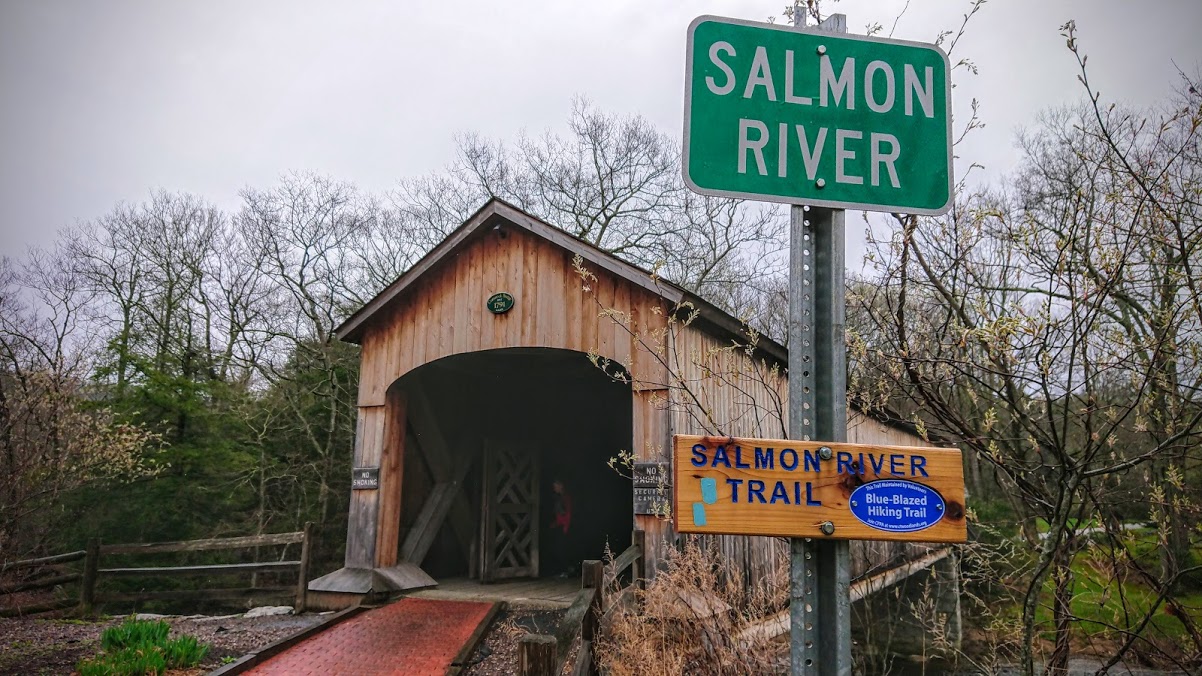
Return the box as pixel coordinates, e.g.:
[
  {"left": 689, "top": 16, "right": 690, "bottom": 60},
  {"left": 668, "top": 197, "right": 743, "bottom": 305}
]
[{"left": 309, "top": 199, "right": 948, "bottom": 601}]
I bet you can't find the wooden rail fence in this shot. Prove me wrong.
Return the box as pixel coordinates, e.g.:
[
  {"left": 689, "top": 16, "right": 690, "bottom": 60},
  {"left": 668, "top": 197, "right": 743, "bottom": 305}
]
[
  {"left": 519, "top": 529, "right": 646, "bottom": 676},
  {"left": 0, "top": 523, "right": 314, "bottom": 618}
]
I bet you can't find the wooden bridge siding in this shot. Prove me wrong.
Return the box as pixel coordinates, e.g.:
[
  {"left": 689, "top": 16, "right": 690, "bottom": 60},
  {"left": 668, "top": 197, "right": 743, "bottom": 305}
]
[
  {"left": 632, "top": 386, "right": 672, "bottom": 575},
  {"left": 373, "top": 389, "right": 407, "bottom": 568},
  {"left": 351, "top": 227, "right": 671, "bottom": 571},
  {"left": 344, "top": 405, "right": 385, "bottom": 569},
  {"left": 356, "top": 227, "right": 666, "bottom": 408},
  {"left": 341, "top": 393, "right": 408, "bottom": 571},
  {"left": 665, "top": 327, "right": 791, "bottom": 589},
  {"left": 664, "top": 327, "right": 938, "bottom": 585}
]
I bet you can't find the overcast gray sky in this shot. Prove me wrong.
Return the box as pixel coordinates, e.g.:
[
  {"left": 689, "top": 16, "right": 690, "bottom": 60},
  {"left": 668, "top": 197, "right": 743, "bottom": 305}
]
[{"left": 2, "top": 0, "right": 1199, "bottom": 266}]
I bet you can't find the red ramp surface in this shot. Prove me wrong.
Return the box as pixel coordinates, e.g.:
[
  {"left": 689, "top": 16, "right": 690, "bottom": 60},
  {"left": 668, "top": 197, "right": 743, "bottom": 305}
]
[{"left": 245, "top": 598, "right": 495, "bottom": 676}]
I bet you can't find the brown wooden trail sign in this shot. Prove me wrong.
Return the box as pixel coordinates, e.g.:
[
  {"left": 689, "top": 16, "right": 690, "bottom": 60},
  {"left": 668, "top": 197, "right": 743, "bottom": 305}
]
[{"left": 673, "top": 434, "right": 966, "bottom": 543}]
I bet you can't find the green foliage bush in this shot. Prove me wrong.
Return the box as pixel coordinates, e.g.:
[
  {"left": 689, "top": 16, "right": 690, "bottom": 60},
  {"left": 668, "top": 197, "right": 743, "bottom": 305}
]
[
  {"left": 161, "top": 634, "right": 209, "bottom": 668},
  {"left": 101, "top": 618, "right": 170, "bottom": 651},
  {"left": 78, "top": 647, "right": 166, "bottom": 676},
  {"left": 77, "top": 617, "right": 210, "bottom": 675}
]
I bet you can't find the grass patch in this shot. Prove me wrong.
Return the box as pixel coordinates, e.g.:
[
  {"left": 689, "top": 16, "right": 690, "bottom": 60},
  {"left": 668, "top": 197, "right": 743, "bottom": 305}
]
[
  {"left": 76, "top": 617, "right": 209, "bottom": 676},
  {"left": 1029, "top": 532, "right": 1202, "bottom": 651},
  {"left": 1033, "top": 517, "right": 1100, "bottom": 534}
]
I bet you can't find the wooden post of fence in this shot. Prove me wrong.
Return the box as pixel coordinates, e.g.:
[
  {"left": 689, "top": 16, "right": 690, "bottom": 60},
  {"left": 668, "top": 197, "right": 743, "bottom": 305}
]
[
  {"left": 519, "top": 633, "right": 557, "bottom": 676},
  {"left": 79, "top": 538, "right": 99, "bottom": 617},
  {"left": 632, "top": 529, "right": 646, "bottom": 609},
  {"left": 580, "top": 559, "right": 603, "bottom": 675},
  {"left": 295, "top": 522, "right": 314, "bottom": 613}
]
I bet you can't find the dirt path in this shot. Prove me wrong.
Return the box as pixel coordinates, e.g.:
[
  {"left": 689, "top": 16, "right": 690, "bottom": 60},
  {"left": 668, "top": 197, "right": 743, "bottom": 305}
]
[{"left": 0, "top": 613, "right": 325, "bottom": 675}]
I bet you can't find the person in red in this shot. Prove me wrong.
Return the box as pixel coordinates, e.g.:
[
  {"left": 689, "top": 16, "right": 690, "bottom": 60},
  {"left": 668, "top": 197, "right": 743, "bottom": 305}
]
[
  {"left": 551, "top": 478, "right": 573, "bottom": 535},
  {"left": 549, "top": 478, "right": 576, "bottom": 577}
]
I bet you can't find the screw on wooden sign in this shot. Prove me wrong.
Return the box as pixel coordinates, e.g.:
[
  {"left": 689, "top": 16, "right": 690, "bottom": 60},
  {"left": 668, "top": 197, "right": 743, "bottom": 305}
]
[
  {"left": 351, "top": 467, "right": 379, "bottom": 490},
  {"left": 633, "top": 462, "right": 670, "bottom": 516}
]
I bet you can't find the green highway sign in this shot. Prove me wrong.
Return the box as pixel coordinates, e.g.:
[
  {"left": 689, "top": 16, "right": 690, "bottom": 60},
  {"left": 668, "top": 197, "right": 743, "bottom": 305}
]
[{"left": 684, "top": 16, "right": 952, "bottom": 215}]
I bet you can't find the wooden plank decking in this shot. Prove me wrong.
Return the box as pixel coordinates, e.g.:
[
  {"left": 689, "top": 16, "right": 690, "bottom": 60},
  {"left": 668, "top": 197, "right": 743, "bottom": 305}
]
[{"left": 407, "top": 577, "right": 579, "bottom": 609}]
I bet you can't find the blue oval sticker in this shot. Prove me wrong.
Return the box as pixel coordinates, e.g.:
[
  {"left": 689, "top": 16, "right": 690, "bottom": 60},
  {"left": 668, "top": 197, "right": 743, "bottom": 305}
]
[{"left": 849, "top": 480, "right": 945, "bottom": 533}]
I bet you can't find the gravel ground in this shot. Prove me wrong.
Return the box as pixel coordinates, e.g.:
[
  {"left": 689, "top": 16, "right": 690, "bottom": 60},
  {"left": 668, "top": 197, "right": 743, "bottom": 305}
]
[
  {"left": 461, "top": 606, "right": 574, "bottom": 676},
  {"left": 0, "top": 612, "right": 326, "bottom": 675}
]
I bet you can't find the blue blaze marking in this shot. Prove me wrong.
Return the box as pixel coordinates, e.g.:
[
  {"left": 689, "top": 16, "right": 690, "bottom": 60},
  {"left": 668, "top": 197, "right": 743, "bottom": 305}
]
[
  {"left": 692, "top": 502, "right": 708, "bottom": 526},
  {"left": 849, "top": 480, "right": 945, "bottom": 533},
  {"left": 700, "top": 477, "right": 718, "bottom": 504}
]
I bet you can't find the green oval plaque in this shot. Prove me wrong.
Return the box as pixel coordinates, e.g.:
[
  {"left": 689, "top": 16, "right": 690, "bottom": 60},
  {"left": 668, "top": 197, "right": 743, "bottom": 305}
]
[{"left": 487, "top": 292, "right": 514, "bottom": 314}]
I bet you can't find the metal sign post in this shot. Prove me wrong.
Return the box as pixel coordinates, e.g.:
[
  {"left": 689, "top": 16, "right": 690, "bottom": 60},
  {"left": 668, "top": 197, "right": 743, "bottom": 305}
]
[
  {"left": 789, "top": 9, "right": 850, "bottom": 676},
  {"left": 679, "top": 6, "right": 955, "bottom": 672}
]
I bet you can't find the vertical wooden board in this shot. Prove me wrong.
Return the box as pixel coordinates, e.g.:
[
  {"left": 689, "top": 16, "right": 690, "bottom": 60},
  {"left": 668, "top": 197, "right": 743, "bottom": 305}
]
[
  {"left": 374, "top": 393, "right": 407, "bottom": 568},
  {"left": 391, "top": 294, "right": 411, "bottom": 384},
  {"left": 533, "top": 241, "right": 556, "bottom": 348},
  {"left": 373, "top": 327, "right": 394, "bottom": 408},
  {"left": 689, "top": 332, "right": 713, "bottom": 435},
  {"left": 393, "top": 295, "right": 413, "bottom": 386},
  {"left": 547, "top": 251, "right": 569, "bottom": 348},
  {"left": 439, "top": 263, "right": 456, "bottom": 363},
  {"left": 631, "top": 296, "right": 665, "bottom": 387},
  {"left": 612, "top": 280, "right": 633, "bottom": 369},
  {"left": 478, "top": 235, "right": 498, "bottom": 350},
  {"left": 423, "top": 272, "right": 443, "bottom": 368},
  {"left": 344, "top": 489, "right": 380, "bottom": 568},
  {"left": 384, "top": 313, "right": 402, "bottom": 402},
  {"left": 359, "top": 406, "right": 386, "bottom": 466},
  {"left": 350, "top": 408, "right": 368, "bottom": 465},
  {"left": 345, "top": 406, "right": 386, "bottom": 568},
  {"left": 665, "top": 326, "right": 682, "bottom": 439},
  {"left": 500, "top": 230, "right": 523, "bottom": 348},
  {"left": 652, "top": 391, "right": 671, "bottom": 461},
  {"left": 491, "top": 233, "right": 514, "bottom": 348},
  {"left": 448, "top": 251, "right": 469, "bottom": 356},
  {"left": 399, "top": 296, "right": 416, "bottom": 377},
  {"left": 714, "top": 336, "right": 729, "bottom": 431},
  {"left": 593, "top": 273, "right": 616, "bottom": 362},
  {"left": 450, "top": 248, "right": 469, "bottom": 355},
  {"left": 684, "top": 329, "right": 701, "bottom": 432},
  {"left": 564, "top": 251, "right": 583, "bottom": 352},
  {"left": 520, "top": 233, "right": 539, "bottom": 346},
  {"left": 635, "top": 514, "right": 671, "bottom": 577},
  {"left": 509, "top": 233, "right": 528, "bottom": 346},
  {"left": 632, "top": 390, "right": 646, "bottom": 462},
  {"left": 466, "top": 240, "right": 485, "bottom": 354},
  {"left": 633, "top": 389, "right": 669, "bottom": 462},
  {"left": 413, "top": 282, "right": 432, "bottom": 370},
  {"left": 357, "top": 329, "right": 382, "bottom": 406},
  {"left": 707, "top": 336, "right": 723, "bottom": 432},
  {"left": 409, "top": 284, "right": 429, "bottom": 374},
  {"left": 382, "top": 301, "right": 401, "bottom": 390},
  {"left": 580, "top": 263, "right": 599, "bottom": 357}
]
